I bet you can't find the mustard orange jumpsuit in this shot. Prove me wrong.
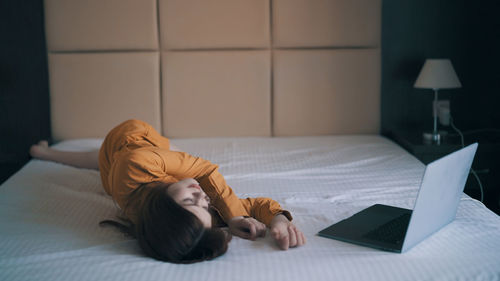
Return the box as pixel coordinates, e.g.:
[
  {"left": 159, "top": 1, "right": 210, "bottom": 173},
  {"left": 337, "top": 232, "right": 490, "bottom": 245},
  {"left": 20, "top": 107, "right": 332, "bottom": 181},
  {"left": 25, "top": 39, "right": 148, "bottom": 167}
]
[{"left": 98, "top": 119, "right": 291, "bottom": 226}]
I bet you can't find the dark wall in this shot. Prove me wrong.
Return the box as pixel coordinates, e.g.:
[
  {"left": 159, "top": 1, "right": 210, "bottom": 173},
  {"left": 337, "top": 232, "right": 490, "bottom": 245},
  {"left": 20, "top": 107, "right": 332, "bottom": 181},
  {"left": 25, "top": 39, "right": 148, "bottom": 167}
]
[
  {"left": 0, "top": 0, "right": 51, "bottom": 183},
  {"left": 381, "top": 0, "right": 500, "bottom": 134}
]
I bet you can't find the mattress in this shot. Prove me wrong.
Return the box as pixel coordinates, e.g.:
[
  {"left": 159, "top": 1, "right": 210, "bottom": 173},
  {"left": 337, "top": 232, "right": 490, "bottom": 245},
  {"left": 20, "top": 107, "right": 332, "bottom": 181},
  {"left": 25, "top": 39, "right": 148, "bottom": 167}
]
[{"left": 1, "top": 136, "right": 499, "bottom": 281}]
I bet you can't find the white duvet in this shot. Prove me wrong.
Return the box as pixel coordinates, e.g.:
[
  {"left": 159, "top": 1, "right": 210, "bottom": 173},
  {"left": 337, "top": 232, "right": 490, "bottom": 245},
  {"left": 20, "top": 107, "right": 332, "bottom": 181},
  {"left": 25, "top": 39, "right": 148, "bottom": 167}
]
[{"left": 1, "top": 136, "right": 499, "bottom": 281}]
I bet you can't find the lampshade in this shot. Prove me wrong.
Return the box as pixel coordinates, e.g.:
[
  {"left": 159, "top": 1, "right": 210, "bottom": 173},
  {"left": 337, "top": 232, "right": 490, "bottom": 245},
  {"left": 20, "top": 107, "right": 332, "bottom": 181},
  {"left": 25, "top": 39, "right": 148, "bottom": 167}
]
[{"left": 414, "top": 59, "right": 462, "bottom": 89}]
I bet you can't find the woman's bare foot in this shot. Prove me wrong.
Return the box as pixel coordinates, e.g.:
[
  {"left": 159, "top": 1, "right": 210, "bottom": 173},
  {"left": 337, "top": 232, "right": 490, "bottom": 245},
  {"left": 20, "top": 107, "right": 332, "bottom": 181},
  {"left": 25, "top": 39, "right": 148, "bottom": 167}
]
[{"left": 29, "top": 140, "right": 51, "bottom": 160}]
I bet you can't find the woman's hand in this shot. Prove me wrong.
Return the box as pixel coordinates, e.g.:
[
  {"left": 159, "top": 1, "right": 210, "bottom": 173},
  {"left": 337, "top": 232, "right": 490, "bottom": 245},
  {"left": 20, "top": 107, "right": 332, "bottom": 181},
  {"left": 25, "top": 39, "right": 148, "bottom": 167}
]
[
  {"left": 270, "top": 214, "right": 306, "bottom": 250},
  {"left": 227, "top": 216, "right": 266, "bottom": 240}
]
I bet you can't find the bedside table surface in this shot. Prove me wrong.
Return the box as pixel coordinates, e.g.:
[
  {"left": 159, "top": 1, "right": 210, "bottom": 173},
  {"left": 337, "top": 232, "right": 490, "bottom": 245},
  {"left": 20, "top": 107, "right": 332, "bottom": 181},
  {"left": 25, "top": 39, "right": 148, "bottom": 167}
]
[{"left": 391, "top": 130, "right": 500, "bottom": 155}]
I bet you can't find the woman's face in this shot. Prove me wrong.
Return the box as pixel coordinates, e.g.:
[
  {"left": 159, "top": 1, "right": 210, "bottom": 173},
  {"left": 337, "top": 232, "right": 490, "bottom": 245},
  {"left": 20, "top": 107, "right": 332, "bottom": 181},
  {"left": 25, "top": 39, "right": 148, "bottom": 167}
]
[{"left": 166, "top": 178, "right": 212, "bottom": 228}]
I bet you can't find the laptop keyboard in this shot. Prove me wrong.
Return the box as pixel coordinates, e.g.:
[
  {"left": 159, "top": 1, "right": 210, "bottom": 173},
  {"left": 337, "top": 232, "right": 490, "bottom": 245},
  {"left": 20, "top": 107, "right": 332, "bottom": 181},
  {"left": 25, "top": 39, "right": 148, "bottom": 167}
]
[{"left": 363, "top": 213, "right": 411, "bottom": 244}]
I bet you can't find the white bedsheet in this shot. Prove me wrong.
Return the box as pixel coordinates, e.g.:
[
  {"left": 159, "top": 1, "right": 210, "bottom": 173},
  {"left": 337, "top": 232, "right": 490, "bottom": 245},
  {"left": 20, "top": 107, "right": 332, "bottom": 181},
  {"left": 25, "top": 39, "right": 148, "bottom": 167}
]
[{"left": 1, "top": 136, "right": 499, "bottom": 281}]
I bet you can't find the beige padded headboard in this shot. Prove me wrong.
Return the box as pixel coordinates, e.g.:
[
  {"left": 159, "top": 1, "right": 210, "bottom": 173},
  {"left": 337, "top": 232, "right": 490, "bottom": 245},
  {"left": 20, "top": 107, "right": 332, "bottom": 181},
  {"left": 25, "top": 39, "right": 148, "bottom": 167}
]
[{"left": 44, "top": 0, "right": 381, "bottom": 140}]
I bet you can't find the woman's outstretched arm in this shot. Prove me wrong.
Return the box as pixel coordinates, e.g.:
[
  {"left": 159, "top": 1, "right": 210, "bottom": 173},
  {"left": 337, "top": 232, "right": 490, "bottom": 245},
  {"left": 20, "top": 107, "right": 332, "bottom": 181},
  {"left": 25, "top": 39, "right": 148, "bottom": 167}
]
[{"left": 29, "top": 140, "right": 99, "bottom": 170}]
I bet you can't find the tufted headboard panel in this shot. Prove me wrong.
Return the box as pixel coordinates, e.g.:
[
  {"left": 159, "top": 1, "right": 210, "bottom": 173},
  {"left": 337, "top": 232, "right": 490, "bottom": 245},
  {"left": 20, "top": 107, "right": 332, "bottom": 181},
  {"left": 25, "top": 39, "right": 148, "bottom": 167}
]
[{"left": 44, "top": 0, "right": 381, "bottom": 140}]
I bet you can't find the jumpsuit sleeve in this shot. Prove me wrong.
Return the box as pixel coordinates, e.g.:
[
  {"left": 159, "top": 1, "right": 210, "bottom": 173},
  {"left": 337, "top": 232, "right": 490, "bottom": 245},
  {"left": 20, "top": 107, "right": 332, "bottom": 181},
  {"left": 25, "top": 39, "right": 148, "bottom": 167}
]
[
  {"left": 239, "top": 197, "right": 293, "bottom": 227},
  {"left": 153, "top": 149, "right": 249, "bottom": 222}
]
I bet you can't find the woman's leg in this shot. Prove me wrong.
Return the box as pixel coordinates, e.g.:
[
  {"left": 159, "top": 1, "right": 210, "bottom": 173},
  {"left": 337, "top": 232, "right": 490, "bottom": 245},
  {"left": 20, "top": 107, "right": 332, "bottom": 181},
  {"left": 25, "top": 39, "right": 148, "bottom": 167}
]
[{"left": 30, "top": 141, "right": 100, "bottom": 170}]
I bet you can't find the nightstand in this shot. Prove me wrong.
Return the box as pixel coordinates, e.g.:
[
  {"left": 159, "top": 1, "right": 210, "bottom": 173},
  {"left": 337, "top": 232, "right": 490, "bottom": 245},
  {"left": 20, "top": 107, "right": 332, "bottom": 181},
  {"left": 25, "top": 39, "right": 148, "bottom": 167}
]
[{"left": 389, "top": 130, "right": 500, "bottom": 215}]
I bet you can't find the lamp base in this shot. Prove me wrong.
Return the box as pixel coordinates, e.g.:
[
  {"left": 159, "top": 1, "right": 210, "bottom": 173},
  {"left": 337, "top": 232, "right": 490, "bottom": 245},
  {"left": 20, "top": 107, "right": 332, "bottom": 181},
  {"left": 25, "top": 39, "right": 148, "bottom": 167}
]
[{"left": 423, "top": 131, "right": 441, "bottom": 144}]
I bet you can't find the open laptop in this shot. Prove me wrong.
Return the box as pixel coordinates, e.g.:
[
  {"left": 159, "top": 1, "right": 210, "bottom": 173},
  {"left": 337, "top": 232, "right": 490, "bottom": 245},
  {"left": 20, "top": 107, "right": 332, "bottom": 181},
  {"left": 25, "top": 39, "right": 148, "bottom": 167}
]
[{"left": 318, "top": 143, "right": 478, "bottom": 253}]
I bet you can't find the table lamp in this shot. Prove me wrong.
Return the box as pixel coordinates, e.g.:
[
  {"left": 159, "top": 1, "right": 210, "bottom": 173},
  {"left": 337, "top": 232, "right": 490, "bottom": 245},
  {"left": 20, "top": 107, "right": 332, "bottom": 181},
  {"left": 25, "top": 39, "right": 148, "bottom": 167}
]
[{"left": 414, "top": 59, "right": 462, "bottom": 144}]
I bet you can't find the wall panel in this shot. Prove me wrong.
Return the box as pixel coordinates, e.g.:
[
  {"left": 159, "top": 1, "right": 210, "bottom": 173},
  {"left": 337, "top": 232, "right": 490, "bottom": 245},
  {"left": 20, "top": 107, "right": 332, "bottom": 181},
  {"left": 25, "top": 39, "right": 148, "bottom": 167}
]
[
  {"left": 162, "top": 51, "right": 271, "bottom": 137},
  {"left": 159, "top": 0, "right": 270, "bottom": 49},
  {"left": 45, "top": 0, "right": 158, "bottom": 51},
  {"left": 49, "top": 53, "right": 161, "bottom": 140},
  {"left": 274, "top": 49, "right": 380, "bottom": 136}
]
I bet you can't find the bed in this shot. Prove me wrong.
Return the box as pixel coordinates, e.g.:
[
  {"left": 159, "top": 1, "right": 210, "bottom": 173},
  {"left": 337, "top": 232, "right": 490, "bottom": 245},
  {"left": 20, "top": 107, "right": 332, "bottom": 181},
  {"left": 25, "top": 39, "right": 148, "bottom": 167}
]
[
  {"left": 2, "top": 0, "right": 500, "bottom": 280},
  {"left": 1, "top": 136, "right": 500, "bottom": 281}
]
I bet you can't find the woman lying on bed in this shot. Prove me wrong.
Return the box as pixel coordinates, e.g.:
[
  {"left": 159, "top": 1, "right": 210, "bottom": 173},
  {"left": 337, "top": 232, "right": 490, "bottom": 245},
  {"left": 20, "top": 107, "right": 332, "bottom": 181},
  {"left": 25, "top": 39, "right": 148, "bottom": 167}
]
[{"left": 29, "top": 119, "right": 305, "bottom": 263}]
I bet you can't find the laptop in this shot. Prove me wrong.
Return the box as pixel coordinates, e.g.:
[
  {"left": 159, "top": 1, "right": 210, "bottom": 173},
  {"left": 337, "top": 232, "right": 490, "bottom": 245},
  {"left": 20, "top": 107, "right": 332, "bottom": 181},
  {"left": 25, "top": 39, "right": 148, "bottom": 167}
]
[{"left": 318, "top": 143, "right": 478, "bottom": 253}]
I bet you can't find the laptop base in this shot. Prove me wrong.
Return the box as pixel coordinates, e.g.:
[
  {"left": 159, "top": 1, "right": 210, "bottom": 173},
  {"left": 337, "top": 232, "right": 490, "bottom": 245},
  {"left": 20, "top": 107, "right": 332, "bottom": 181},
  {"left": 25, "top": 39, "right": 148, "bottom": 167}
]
[{"left": 318, "top": 204, "right": 412, "bottom": 252}]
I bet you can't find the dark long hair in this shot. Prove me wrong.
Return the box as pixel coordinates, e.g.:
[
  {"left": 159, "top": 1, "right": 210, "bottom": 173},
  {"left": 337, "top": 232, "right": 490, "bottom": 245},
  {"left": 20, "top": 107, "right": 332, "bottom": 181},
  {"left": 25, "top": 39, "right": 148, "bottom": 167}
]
[{"left": 100, "top": 181, "right": 231, "bottom": 263}]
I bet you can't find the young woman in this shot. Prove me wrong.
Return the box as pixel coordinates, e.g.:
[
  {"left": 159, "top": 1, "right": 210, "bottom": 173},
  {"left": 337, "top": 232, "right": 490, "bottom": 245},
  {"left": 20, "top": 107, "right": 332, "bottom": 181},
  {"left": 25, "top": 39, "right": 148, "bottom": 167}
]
[{"left": 30, "top": 119, "right": 305, "bottom": 263}]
